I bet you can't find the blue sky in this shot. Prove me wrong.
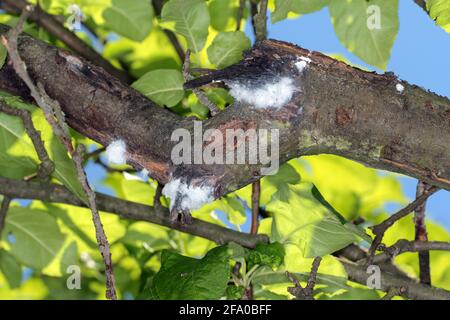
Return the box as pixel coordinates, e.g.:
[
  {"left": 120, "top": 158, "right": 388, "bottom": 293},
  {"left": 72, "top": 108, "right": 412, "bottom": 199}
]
[{"left": 251, "top": 0, "right": 450, "bottom": 230}]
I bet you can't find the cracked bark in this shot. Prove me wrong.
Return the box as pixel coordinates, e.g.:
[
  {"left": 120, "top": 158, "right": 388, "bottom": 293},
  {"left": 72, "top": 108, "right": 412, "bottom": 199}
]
[{"left": 0, "top": 24, "right": 449, "bottom": 207}]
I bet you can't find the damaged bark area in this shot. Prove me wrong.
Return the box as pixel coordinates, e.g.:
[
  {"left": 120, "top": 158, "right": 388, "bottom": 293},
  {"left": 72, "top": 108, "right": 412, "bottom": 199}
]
[{"left": 0, "top": 24, "right": 449, "bottom": 219}]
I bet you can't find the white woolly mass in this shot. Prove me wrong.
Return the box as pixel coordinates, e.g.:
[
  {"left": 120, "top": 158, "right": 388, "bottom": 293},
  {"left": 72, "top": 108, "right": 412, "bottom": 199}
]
[
  {"left": 295, "top": 56, "right": 312, "bottom": 73},
  {"left": 162, "top": 178, "right": 214, "bottom": 212},
  {"left": 105, "top": 139, "right": 127, "bottom": 165},
  {"left": 396, "top": 83, "right": 405, "bottom": 93},
  {"left": 228, "top": 77, "right": 296, "bottom": 109}
]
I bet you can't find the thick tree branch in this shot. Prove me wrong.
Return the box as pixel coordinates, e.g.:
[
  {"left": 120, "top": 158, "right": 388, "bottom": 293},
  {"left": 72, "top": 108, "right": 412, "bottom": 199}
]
[
  {"left": 0, "top": 25, "right": 449, "bottom": 211},
  {"left": 0, "top": 176, "right": 269, "bottom": 248},
  {"left": 0, "top": 0, "right": 130, "bottom": 83}
]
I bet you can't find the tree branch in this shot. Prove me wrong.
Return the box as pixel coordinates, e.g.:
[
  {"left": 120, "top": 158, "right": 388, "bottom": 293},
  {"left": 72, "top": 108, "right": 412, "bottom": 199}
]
[
  {"left": 250, "top": 180, "right": 260, "bottom": 234},
  {"left": 0, "top": 176, "right": 269, "bottom": 248},
  {"left": 371, "top": 239, "right": 450, "bottom": 265},
  {"left": 0, "top": 196, "right": 11, "bottom": 237},
  {"left": 287, "top": 257, "right": 322, "bottom": 300},
  {"left": 414, "top": 181, "right": 432, "bottom": 285},
  {"left": 0, "top": 25, "right": 449, "bottom": 209},
  {"left": 1, "top": 7, "right": 117, "bottom": 299},
  {"left": 253, "top": 0, "right": 268, "bottom": 41},
  {"left": 367, "top": 186, "right": 438, "bottom": 263},
  {"left": 0, "top": 0, "right": 130, "bottom": 83},
  {"left": 0, "top": 101, "right": 54, "bottom": 179}
]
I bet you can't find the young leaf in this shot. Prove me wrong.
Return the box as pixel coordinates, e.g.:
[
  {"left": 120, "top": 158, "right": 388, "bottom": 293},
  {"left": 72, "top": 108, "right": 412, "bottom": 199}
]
[
  {"left": 272, "top": 0, "right": 329, "bottom": 23},
  {"left": 103, "top": 0, "right": 153, "bottom": 42},
  {"left": 161, "top": 0, "right": 210, "bottom": 53},
  {"left": 328, "top": 0, "right": 399, "bottom": 70},
  {"left": 207, "top": 31, "right": 251, "bottom": 68},
  {"left": 0, "top": 249, "right": 22, "bottom": 289},
  {"left": 209, "top": 0, "right": 240, "bottom": 31},
  {"left": 150, "top": 245, "right": 231, "bottom": 299},
  {"left": 246, "top": 242, "right": 285, "bottom": 270},
  {"left": 427, "top": 0, "right": 450, "bottom": 34},
  {"left": 268, "top": 182, "right": 369, "bottom": 258},
  {"left": 2, "top": 207, "right": 66, "bottom": 270},
  {"left": 132, "top": 69, "right": 185, "bottom": 107}
]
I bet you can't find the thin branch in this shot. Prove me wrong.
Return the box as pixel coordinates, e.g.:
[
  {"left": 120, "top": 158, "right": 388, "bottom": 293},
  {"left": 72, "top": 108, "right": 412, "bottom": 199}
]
[
  {"left": 0, "top": 196, "right": 12, "bottom": 238},
  {"left": 1, "top": 6, "right": 117, "bottom": 299},
  {"left": 414, "top": 181, "right": 432, "bottom": 285},
  {"left": 381, "top": 287, "right": 407, "bottom": 300},
  {"left": 370, "top": 239, "right": 450, "bottom": 265},
  {"left": 153, "top": 182, "right": 163, "bottom": 212},
  {"left": 0, "top": 101, "right": 54, "bottom": 179},
  {"left": 183, "top": 49, "right": 220, "bottom": 116},
  {"left": 0, "top": 176, "right": 270, "bottom": 248},
  {"left": 250, "top": 180, "right": 260, "bottom": 234},
  {"left": 0, "top": 0, "right": 130, "bottom": 83},
  {"left": 253, "top": 0, "right": 268, "bottom": 41},
  {"left": 152, "top": 0, "right": 185, "bottom": 62},
  {"left": 367, "top": 186, "right": 438, "bottom": 264},
  {"left": 413, "top": 0, "right": 429, "bottom": 13},
  {"left": 236, "top": 0, "right": 246, "bottom": 31},
  {"left": 287, "top": 257, "right": 322, "bottom": 300}
]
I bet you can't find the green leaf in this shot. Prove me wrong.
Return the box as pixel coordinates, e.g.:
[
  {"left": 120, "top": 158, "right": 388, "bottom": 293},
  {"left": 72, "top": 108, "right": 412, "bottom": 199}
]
[
  {"left": 427, "top": 0, "right": 450, "bottom": 33},
  {"left": 0, "top": 249, "right": 22, "bottom": 289},
  {"left": 0, "top": 43, "right": 7, "bottom": 69},
  {"left": 3, "top": 207, "right": 66, "bottom": 270},
  {"left": 161, "top": 0, "right": 210, "bottom": 53},
  {"left": 209, "top": 0, "right": 240, "bottom": 31},
  {"left": 268, "top": 182, "right": 369, "bottom": 258},
  {"left": 328, "top": 0, "right": 399, "bottom": 70},
  {"left": 265, "top": 163, "right": 301, "bottom": 202},
  {"left": 246, "top": 242, "right": 285, "bottom": 270},
  {"left": 207, "top": 31, "right": 251, "bottom": 68},
  {"left": 226, "top": 285, "right": 245, "bottom": 299},
  {"left": 103, "top": 0, "right": 153, "bottom": 42},
  {"left": 272, "top": 0, "right": 328, "bottom": 23},
  {"left": 59, "top": 241, "right": 78, "bottom": 275},
  {"left": 132, "top": 69, "right": 185, "bottom": 107},
  {"left": 150, "top": 245, "right": 231, "bottom": 299}
]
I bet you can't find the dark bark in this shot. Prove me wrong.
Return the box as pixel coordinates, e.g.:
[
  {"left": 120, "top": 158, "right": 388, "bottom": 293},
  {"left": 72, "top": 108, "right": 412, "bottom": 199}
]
[{"left": 0, "top": 24, "right": 449, "bottom": 204}]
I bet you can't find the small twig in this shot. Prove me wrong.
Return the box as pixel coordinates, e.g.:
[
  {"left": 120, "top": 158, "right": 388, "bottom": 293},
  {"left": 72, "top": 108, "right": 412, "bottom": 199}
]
[
  {"left": 95, "top": 157, "right": 136, "bottom": 174},
  {"left": 370, "top": 240, "right": 450, "bottom": 265},
  {"left": 2, "top": 5, "right": 117, "bottom": 299},
  {"left": 84, "top": 147, "right": 106, "bottom": 161},
  {"left": 381, "top": 287, "right": 407, "bottom": 300},
  {"left": 0, "top": 196, "right": 12, "bottom": 238},
  {"left": 236, "top": 0, "right": 246, "bottom": 31},
  {"left": 253, "top": 0, "right": 268, "bottom": 41},
  {"left": 413, "top": 0, "right": 429, "bottom": 13},
  {"left": 0, "top": 102, "right": 54, "bottom": 179},
  {"left": 287, "top": 257, "right": 322, "bottom": 300},
  {"left": 250, "top": 180, "right": 260, "bottom": 234},
  {"left": 367, "top": 186, "right": 438, "bottom": 264},
  {"left": 414, "top": 181, "right": 432, "bottom": 285},
  {"left": 73, "top": 145, "right": 117, "bottom": 299},
  {"left": 183, "top": 50, "right": 220, "bottom": 116}
]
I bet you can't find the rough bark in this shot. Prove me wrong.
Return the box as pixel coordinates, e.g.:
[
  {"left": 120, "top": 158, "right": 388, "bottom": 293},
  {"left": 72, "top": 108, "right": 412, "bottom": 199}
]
[{"left": 0, "top": 24, "right": 449, "bottom": 203}]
